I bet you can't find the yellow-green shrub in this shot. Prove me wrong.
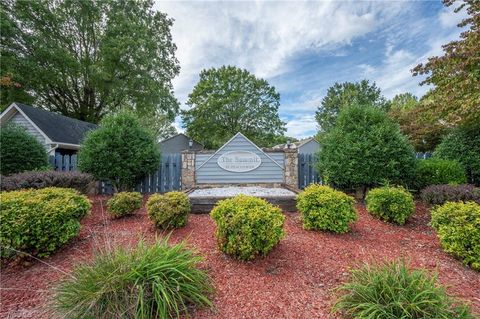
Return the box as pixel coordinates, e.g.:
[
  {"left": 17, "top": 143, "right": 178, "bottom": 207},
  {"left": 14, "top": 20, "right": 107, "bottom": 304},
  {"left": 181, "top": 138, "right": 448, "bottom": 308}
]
[
  {"left": 107, "top": 192, "right": 142, "bottom": 218},
  {"left": 430, "top": 201, "right": 480, "bottom": 270},
  {"left": 0, "top": 187, "right": 91, "bottom": 258},
  {"left": 147, "top": 191, "right": 190, "bottom": 229},
  {"left": 366, "top": 186, "right": 415, "bottom": 225},
  {"left": 296, "top": 184, "right": 357, "bottom": 233},
  {"left": 210, "top": 195, "right": 285, "bottom": 261}
]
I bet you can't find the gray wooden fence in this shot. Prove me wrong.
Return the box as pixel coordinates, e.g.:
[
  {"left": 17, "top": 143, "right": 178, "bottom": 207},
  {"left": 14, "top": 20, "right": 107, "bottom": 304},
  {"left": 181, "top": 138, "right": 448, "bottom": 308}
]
[
  {"left": 100, "top": 154, "right": 182, "bottom": 194},
  {"left": 49, "top": 154, "right": 77, "bottom": 171},
  {"left": 298, "top": 153, "right": 322, "bottom": 189}
]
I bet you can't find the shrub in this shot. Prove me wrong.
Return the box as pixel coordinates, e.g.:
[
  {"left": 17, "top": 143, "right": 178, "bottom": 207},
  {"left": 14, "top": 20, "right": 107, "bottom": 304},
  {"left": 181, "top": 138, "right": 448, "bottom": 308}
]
[
  {"left": 147, "top": 191, "right": 190, "bottom": 229},
  {"left": 0, "top": 187, "right": 91, "bottom": 258},
  {"left": 0, "top": 170, "right": 94, "bottom": 194},
  {"left": 434, "top": 124, "right": 480, "bottom": 185},
  {"left": 107, "top": 192, "right": 142, "bottom": 218},
  {"left": 53, "top": 239, "right": 213, "bottom": 319},
  {"left": 365, "top": 186, "right": 415, "bottom": 225},
  {"left": 210, "top": 195, "right": 285, "bottom": 261},
  {"left": 78, "top": 110, "right": 160, "bottom": 191},
  {"left": 421, "top": 184, "right": 480, "bottom": 206},
  {"left": 317, "top": 104, "right": 416, "bottom": 196},
  {"left": 415, "top": 158, "right": 467, "bottom": 190},
  {"left": 296, "top": 184, "right": 357, "bottom": 233},
  {"left": 0, "top": 124, "right": 49, "bottom": 175},
  {"left": 430, "top": 202, "right": 480, "bottom": 270},
  {"left": 333, "top": 259, "right": 473, "bottom": 319}
]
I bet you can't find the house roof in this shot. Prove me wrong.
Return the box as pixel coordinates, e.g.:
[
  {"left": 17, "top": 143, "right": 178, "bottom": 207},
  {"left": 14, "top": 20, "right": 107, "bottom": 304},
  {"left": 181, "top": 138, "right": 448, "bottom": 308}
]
[
  {"left": 13, "top": 103, "right": 97, "bottom": 145},
  {"left": 273, "top": 137, "right": 318, "bottom": 149},
  {"left": 159, "top": 133, "right": 203, "bottom": 147}
]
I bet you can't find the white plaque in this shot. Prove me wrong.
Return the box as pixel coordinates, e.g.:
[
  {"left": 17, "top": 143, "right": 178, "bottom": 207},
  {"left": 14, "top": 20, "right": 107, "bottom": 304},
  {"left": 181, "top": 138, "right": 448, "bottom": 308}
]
[{"left": 217, "top": 151, "right": 262, "bottom": 172}]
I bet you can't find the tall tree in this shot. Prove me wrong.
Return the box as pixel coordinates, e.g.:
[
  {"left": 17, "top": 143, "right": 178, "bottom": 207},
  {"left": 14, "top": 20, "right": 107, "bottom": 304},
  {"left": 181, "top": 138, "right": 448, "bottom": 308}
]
[
  {"left": 1, "top": 0, "right": 180, "bottom": 127},
  {"left": 388, "top": 93, "right": 447, "bottom": 152},
  {"left": 315, "top": 80, "right": 390, "bottom": 132},
  {"left": 412, "top": 0, "right": 480, "bottom": 126},
  {"left": 182, "top": 66, "right": 286, "bottom": 149}
]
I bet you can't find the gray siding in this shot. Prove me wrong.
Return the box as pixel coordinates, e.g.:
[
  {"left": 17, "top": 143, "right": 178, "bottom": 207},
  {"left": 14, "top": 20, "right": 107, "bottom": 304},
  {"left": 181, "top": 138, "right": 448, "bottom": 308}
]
[
  {"left": 299, "top": 139, "right": 320, "bottom": 155},
  {"left": 159, "top": 134, "right": 203, "bottom": 154},
  {"left": 195, "top": 134, "right": 284, "bottom": 184},
  {"left": 10, "top": 112, "right": 47, "bottom": 147}
]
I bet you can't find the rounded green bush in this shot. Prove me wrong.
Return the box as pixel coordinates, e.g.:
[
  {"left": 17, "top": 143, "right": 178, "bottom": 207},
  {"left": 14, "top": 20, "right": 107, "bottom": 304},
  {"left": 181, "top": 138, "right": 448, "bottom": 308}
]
[
  {"left": 210, "top": 195, "right": 285, "bottom": 261},
  {"left": 53, "top": 239, "right": 214, "bottom": 319},
  {"left": 0, "top": 124, "right": 49, "bottom": 175},
  {"left": 365, "top": 186, "right": 415, "bottom": 225},
  {"left": 415, "top": 158, "right": 467, "bottom": 190},
  {"left": 107, "top": 192, "right": 142, "bottom": 218},
  {"left": 430, "top": 201, "right": 480, "bottom": 271},
  {"left": 147, "top": 191, "right": 190, "bottom": 229},
  {"left": 296, "top": 184, "right": 357, "bottom": 233},
  {"left": 0, "top": 187, "right": 91, "bottom": 258},
  {"left": 333, "top": 259, "right": 473, "bottom": 318}
]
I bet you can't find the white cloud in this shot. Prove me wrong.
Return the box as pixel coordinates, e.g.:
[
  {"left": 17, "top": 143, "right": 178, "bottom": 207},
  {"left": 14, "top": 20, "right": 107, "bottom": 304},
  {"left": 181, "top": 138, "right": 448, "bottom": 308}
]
[{"left": 285, "top": 115, "right": 317, "bottom": 139}]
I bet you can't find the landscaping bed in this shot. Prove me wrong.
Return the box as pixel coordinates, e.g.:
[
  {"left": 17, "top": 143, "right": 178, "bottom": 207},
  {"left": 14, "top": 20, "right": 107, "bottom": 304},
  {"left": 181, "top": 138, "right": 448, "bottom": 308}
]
[{"left": 1, "top": 195, "right": 479, "bottom": 318}]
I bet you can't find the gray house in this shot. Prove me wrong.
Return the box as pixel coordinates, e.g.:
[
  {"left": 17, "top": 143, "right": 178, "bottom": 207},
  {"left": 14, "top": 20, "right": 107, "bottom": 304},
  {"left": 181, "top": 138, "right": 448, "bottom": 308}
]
[
  {"left": 0, "top": 102, "right": 97, "bottom": 156},
  {"left": 159, "top": 133, "right": 203, "bottom": 154},
  {"left": 274, "top": 137, "right": 320, "bottom": 155}
]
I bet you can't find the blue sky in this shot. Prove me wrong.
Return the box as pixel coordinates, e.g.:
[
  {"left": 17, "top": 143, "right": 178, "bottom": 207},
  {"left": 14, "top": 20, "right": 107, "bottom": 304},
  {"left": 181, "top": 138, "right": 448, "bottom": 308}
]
[{"left": 155, "top": 1, "right": 465, "bottom": 138}]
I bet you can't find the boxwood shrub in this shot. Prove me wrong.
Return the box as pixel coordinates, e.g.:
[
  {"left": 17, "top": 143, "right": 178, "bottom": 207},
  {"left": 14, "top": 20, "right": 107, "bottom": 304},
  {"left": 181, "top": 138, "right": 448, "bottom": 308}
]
[
  {"left": 333, "top": 259, "right": 473, "bottom": 318},
  {"left": 53, "top": 239, "right": 213, "bottom": 319},
  {"left": 421, "top": 184, "right": 480, "bottom": 206},
  {"left": 0, "top": 170, "right": 94, "bottom": 194},
  {"left": 0, "top": 187, "right": 91, "bottom": 258},
  {"left": 210, "top": 195, "right": 285, "bottom": 261},
  {"left": 415, "top": 158, "right": 467, "bottom": 190},
  {"left": 365, "top": 186, "right": 415, "bottom": 225},
  {"left": 147, "top": 191, "right": 191, "bottom": 229},
  {"left": 107, "top": 192, "right": 142, "bottom": 218},
  {"left": 430, "top": 201, "right": 480, "bottom": 271},
  {"left": 296, "top": 184, "right": 357, "bottom": 233}
]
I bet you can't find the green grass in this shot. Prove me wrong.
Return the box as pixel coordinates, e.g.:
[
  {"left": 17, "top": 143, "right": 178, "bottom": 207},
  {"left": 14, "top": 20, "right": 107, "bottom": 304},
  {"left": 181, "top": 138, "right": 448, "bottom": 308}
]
[
  {"left": 332, "top": 259, "right": 473, "bottom": 319},
  {"left": 53, "top": 239, "right": 214, "bottom": 319}
]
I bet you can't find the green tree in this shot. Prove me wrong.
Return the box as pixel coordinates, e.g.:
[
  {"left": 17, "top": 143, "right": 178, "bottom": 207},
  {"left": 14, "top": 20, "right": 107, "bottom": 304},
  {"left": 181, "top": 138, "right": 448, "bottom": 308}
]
[
  {"left": 318, "top": 105, "right": 415, "bottom": 197},
  {"left": 1, "top": 0, "right": 180, "bottom": 129},
  {"left": 0, "top": 124, "right": 48, "bottom": 175},
  {"left": 434, "top": 123, "right": 480, "bottom": 185},
  {"left": 78, "top": 111, "right": 160, "bottom": 191},
  {"left": 388, "top": 93, "right": 447, "bottom": 152},
  {"left": 182, "top": 66, "right": 286, "bottom": 149},
  {"left": 315, "top": 80, "right": 390, "bottom": 132},
  {"left": 412, "top": 0, "right": 480, "bottom": 126}
]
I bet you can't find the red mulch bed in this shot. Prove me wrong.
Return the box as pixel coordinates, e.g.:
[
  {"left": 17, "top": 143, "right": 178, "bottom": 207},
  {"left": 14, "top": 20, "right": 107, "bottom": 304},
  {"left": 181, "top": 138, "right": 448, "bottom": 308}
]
[{"left": 1, "top": 196, "right": 479, "bottom": 318}]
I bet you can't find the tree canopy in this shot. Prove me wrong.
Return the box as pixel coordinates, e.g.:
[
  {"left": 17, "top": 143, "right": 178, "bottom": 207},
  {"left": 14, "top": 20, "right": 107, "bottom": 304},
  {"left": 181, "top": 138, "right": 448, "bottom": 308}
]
[
  {"left": 412, "top": 0, "right": 480, "bottom": 126},
  {"left": 317, "top": 104, "right": 415, "bottom": 196},
  {"left": 315, "top": 80, "right": 390, "bottom": 133},
  {"left": 182, "top": 66, "right": 286, "bottom": 149},
  {"left": 78, "top": 111, "right": 160, "bottom": 191},
  {"left": 388, "top": 93, "right": 447, "bottom": 152},
  {"left": 1, "top": 0, "right": 180, "bottom": 134}
]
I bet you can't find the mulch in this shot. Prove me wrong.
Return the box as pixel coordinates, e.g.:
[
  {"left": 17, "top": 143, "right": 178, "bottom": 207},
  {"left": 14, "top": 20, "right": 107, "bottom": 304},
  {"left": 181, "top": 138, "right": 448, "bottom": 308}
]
[{"left": 1, "top": 196, "right": 479, "bottom": 318}]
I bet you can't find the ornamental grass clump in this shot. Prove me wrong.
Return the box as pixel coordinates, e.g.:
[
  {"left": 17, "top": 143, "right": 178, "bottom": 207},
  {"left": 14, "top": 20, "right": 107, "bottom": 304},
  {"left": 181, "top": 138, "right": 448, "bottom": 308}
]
[
  {"left": 296, "top": 184, "right": 357, "bottom": 233},
  {"left": 333, "top": 259, "right": 474, "bottom": 319},
  {"left": 107, "top": 191, "right": 143, "bottom": 218},
  {"left": 430, "top": 201, "right": 480, "bottom": 271},
  {"left": 147, "top": 191, "right": 191, "bottom": 229},
  {"left": 53, "top": 239, "right": 214, "bottom": 319},
  {"left": 210, "top": 195, "right": 285, "bottom": 261},
  {"left": 0, "top": 187, "right": 91, "bottom": 259},
  {"left": 365, "top": 186, "right": 415, "bottom": 225}
]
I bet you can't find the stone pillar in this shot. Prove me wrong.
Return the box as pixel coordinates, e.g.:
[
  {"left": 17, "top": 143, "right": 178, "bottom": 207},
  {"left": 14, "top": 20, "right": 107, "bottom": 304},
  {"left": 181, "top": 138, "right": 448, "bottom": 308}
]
[
  {"left": 181, "top": 150, "right": 196, "bottom": 190},
  {"left": 284, "top": 148, "right": 298, "bottom": 189}
]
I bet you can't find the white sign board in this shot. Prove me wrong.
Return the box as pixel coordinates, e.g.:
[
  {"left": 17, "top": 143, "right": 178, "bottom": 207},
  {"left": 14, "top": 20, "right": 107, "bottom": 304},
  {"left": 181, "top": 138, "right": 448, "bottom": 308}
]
[{"left": 217, "top": 151, "right": 262, "bottom": 172}]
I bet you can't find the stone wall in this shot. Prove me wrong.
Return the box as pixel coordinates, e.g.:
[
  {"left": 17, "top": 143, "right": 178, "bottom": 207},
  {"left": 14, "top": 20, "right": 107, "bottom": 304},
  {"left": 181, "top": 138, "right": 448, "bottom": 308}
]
[
  {"left": 284, "top": 148, "right": 298, "bottom": 189},
  {"left": 181, "top": 150, "right": 196, "bottom": 190}
]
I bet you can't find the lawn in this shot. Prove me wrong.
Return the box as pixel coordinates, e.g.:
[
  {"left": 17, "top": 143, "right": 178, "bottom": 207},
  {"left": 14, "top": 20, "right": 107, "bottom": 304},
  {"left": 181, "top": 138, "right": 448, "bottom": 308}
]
[{"left": 1, "top": 195, "right": 479, "bottom": 318}]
